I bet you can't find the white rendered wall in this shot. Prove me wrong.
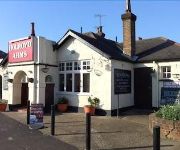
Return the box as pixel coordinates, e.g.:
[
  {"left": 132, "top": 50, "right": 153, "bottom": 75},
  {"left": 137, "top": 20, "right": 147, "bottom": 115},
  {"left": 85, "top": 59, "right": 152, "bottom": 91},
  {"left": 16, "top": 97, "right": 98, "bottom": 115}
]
[
  {"left": 57, "top": 37, "right": 112, "bottom": 111},
  {"left": 0, "top": 65, "right": 9, "bottom": 101},
  {"left": 36, "top": 36, "right": 57, "bottom": 105},
  {"left": 111, "top": 60, "right": 134, "bottom": 110}
]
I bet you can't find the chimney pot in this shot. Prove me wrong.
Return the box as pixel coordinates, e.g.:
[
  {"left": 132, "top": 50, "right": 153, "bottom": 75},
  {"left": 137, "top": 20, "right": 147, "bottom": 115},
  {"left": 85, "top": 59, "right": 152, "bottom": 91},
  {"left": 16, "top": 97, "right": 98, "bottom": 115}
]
[
  {"left": 138, "top": 37, "right": 142, "bottom": 40},
  {"left": 96, "top": 26, "right": 105, "bottom": 38},
  {"left": 31, "top": 22, "right": 35, "bottom": 36}
]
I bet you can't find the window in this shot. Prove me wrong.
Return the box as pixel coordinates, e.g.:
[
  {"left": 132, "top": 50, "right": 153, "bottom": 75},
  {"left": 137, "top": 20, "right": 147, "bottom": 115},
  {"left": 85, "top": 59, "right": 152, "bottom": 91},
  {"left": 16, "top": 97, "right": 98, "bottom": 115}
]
[
  {"left": 161, "top": 66, "right": 171, "bottom": 78},
  {"left": 74, "top": 61, "right": 81, "bottom": 70},
  {"left": 59, "top": 63, "right": 65, "bottom": 71},
  {"left": 59, "top": 74, "right": 64, "bottom": 91},
  {"left": 74, "top": 73, "right": 80, "bottom": 92},
  {"left": 83, "top": 73, "right": 90, "bottom": 92},
  {"left": 59, "top": 60, "right": 91, "bottom": 93},
  {"left": 82, "top": 61, "right": 90, "bottom": 70},
  {"left": 66, "top": 74, "right": 72, "bottom": 91},
  {"left": 66, "top": 62, "right": 72, "bottom": 71}
]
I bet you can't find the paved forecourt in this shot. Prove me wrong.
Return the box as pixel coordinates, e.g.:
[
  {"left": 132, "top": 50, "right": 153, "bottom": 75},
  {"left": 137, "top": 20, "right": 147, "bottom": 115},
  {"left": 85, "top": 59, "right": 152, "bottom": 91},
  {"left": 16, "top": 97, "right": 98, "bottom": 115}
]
[
  {"left": 0, "top": 112, "right": 77, "bottom": 150},
  {"left": 2, "top": 110, "right": 180, "bottom": 150}
]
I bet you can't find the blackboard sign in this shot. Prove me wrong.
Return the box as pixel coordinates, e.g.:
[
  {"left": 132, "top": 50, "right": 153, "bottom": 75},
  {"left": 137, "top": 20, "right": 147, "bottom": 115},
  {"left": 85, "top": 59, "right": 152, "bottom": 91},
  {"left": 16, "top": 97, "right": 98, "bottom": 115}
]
[
  {"left": 161, "top": 87, "right": 180, "bottom": 105},
  {"left": 30, "top": 104, "right": 44, "bottom": 129},
  {"left": 114, "top": 69, "right": 131, "bottom": 94}
]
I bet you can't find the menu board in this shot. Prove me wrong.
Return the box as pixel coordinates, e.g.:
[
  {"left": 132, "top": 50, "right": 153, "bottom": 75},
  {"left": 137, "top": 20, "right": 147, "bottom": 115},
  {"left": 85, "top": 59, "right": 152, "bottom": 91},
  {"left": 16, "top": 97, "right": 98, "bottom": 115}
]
[
  {"left": 161, "top": 87, "right": 180, "bottom": 105},
  {"left": 30, "top": 104, "right": 44, "bottom": 129},
  {"left": 114, "top": 69, "right": 131, "bottom": 94}
]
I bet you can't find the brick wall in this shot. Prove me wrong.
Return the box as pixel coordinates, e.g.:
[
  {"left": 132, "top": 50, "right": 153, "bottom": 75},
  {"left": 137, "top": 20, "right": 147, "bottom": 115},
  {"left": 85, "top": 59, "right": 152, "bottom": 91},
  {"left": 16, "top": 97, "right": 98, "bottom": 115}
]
[
  {"left": 121, "top": 12, "right": 136, "bottom": 57},
  {"left": 149, "top": 113, "right": 180, "bottom": 140}
]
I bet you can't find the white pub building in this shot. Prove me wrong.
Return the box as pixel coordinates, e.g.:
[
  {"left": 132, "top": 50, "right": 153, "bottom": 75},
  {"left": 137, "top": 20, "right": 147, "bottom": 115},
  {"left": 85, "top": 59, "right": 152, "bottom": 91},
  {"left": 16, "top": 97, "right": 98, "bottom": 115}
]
[{"left": 1, "top": 0, "right": 180, "bottom": 115}]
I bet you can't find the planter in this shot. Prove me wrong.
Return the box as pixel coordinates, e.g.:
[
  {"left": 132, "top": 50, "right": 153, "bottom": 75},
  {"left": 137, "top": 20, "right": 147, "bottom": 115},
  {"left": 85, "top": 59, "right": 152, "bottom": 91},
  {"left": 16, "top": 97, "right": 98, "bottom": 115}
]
[
  {"left": 0, "top": 104, "right": 7, "bottom": 112},
  {"left": 57, "top": 103, "right": 68, "bottom": 112},
  {"left": 84, "top": 105, "right": 95, "bottom": 115},
  {"left": 149, "top": 113, "right": 180, "bottom": 141}
]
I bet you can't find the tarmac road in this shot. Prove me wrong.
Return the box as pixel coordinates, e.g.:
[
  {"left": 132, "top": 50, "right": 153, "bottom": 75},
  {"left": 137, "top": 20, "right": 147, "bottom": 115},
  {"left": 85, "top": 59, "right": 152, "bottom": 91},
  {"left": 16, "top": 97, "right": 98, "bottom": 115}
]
[{"left": 0, "top": 112, "right": 77, "bottom": 150}]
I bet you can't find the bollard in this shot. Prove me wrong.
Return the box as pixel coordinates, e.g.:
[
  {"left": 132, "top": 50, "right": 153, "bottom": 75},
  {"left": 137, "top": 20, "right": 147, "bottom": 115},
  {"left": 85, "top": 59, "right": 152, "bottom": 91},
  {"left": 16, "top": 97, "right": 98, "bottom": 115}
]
[
  {"left": 86, "top": 113, "right": 91, "bottom": 150},
  {"left": 27, "top": 100, "right": 30, "bottom": 125},
  {"left": 51, "top": 105, "right": 55, "bottom": 136},
  {"left": 153, "top": 126, "right": 160, "bottom": 150}
]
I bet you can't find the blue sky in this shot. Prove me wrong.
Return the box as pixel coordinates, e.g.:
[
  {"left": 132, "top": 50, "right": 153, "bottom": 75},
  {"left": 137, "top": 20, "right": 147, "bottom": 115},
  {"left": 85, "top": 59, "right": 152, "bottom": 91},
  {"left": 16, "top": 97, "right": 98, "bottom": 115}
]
[{"left": 0, "top": 0, "right": 180, "bottom": 52}]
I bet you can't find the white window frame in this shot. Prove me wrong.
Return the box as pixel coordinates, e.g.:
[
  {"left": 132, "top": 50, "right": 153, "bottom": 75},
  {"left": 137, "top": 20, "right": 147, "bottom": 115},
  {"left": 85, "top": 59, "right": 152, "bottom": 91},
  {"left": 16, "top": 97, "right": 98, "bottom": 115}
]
[
  {"left": 161, "top": 66, "right": 171, "bottom": 79},
  {"left": 59, "top": 62, "right": 65, "bottom": 71},
  {"left": 59, "top": 60, "right": 91, "bottom": 94}
]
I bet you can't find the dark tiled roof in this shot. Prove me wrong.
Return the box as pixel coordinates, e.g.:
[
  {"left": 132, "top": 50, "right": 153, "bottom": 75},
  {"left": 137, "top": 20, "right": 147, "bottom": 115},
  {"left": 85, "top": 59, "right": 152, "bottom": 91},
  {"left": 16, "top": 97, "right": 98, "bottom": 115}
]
[
  {"left": 68, "top": 30, "right": 133, "bottom": 62},
  {"left": 0, "top": 51, "right": 7, "bottom": 66},
  {"left": 135, "top": 37, "right": 180, "bottom": 62},
  {"left": 118, "top": 37, "right": 180, "bottom": 62},
  {"left": 58, "top": 30, "right": 180, "bottom": 63},
  {"left": 0, "top": 50, "right": 7, "bottom": 59}
]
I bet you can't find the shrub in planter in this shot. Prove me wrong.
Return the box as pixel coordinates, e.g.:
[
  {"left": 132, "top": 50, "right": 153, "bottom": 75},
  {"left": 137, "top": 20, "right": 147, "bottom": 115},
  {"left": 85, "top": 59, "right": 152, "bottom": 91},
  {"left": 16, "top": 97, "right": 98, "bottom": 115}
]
[
  {"left": 84, "top": 97, "right": 100, "bottom": 115},
  {"left": 57, "top": 97, "right": 68, "bottom": 112},
  {"left": 155, "top": 104, "right": 180, "bottom": 121},
  {"left": 0, "top": 99, "right": 8, "bottom": 112}
]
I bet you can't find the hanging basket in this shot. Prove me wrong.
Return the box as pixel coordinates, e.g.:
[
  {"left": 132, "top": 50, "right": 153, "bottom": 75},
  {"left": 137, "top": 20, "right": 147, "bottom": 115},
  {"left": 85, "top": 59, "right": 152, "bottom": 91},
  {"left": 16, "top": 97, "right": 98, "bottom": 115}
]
[
  {"left": 7, "top": 79, "right": 13, "bottom": 83},
  {"left": 28, "top": 78, "right": 34, "bottom": 83}
]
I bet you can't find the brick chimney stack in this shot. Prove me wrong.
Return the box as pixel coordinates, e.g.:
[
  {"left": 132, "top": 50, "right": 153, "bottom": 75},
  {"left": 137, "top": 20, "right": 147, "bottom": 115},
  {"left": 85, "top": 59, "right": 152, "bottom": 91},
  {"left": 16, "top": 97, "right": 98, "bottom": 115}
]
[{"left": 121, "top": 0, "right": 136, "bottom": 57}]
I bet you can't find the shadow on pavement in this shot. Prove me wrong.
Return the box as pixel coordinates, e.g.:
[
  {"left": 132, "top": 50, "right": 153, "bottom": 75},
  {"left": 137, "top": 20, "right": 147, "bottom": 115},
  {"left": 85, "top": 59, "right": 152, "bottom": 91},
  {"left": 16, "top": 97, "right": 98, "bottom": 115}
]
[
  {"left": 99, "top": 144, "right": 174, "bottom": 150},
  {"left": 55, "top": 130, "right": 122, "bottom": 136},
  {"left": 119, "top": 108, "right": 154, "bottom": 116}
]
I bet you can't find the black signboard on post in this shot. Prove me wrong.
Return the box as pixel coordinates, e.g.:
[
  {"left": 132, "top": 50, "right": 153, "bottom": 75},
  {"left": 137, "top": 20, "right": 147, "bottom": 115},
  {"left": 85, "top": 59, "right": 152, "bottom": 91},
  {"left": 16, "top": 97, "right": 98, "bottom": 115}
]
[{"left": 114, "top": 69, "right": 131, "bottom": 94}]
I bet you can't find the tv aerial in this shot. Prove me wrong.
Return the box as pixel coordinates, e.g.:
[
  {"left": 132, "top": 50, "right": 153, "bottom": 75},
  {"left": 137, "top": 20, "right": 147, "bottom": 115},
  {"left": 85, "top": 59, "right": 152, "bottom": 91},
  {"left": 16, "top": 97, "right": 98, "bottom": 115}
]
[{"left": 94, "top": 14, "right": 106, "bottom": 27}]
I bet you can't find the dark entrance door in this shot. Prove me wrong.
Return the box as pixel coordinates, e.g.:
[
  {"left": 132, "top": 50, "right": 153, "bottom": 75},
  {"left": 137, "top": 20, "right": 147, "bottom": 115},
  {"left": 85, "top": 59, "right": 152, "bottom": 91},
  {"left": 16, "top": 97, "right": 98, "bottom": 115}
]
[
  {"left": 21, "top": 83, "right": 29, "bottom": 106},
  {"left": 45, "top": 83, "right": 54, "bottom": 112},
  {"left": 134, "top": 67, "right": 152, "bottom": 109}
]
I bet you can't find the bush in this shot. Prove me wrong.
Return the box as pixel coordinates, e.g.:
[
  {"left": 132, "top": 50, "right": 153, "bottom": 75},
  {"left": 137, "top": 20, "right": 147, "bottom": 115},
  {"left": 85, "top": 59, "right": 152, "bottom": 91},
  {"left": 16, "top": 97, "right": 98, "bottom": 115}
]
[
  {"left": 88, "top": 97, "right": 100, "bottom": 107},
  {"left": 155, "top": 104, "right": 180, "bottom": 121},
  {"left": 57, "top": 97, "right": 68, "bottom": 104},
  {"left": 0, "top": 99, "right": 8, "bottom": 104}
]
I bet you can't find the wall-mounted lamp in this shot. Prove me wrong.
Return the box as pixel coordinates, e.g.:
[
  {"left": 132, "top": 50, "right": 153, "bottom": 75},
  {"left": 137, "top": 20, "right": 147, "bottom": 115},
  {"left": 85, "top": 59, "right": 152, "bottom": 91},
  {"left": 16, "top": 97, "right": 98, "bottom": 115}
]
[
  {"left": 8, "top": 71, "right": 13, "bottom": 74},
  {"left": 7, "top": 79, "right": 13, "bottom": 83},
  {"left": 71, "top": 50, "right": 76, "bottom": 54},
  {"left": 27, "top": 78, "right": 34, "bottom": 83},
  {"left": 28, "top": 70, "right": 33, "bottom": 74},
  {"left": 41, "top": 67, "right": 49, "bottom": 73}
]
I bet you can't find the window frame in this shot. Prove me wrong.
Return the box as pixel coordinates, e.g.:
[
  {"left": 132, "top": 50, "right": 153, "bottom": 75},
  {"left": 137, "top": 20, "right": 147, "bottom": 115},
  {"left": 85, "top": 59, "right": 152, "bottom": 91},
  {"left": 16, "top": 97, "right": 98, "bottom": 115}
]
[
  {"left": 161, "top": 66, "right": 171, "bottom": 79},
  {"left": 58, "top": 60, "right": 91, "bottom": 94}
]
